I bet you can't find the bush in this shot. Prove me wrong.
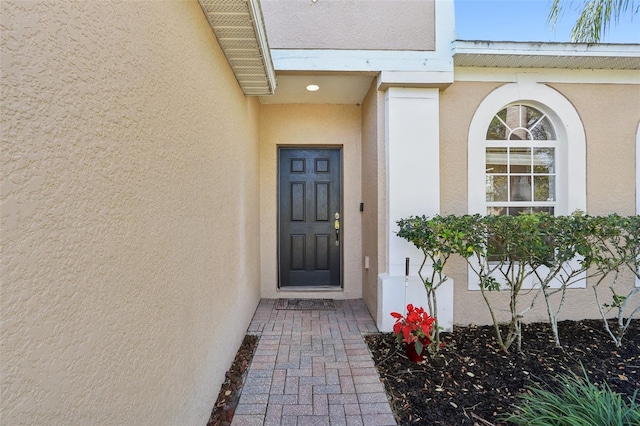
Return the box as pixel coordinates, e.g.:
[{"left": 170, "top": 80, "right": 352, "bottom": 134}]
[{"left": 506, "top": 371, "right": 640, "bottom": 426}]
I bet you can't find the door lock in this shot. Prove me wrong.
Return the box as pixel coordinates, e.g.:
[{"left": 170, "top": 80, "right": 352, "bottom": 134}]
[{"left": 334, "top": 212, "right": 340, "bottom": 246}]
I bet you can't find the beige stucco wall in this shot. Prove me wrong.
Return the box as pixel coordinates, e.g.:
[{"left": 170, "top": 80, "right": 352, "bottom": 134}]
[
  {"left": 261, "top": 0, "right": 435, "bottom": 51},
  {"left": 549, "top": 83, "right": 640, "bottom": 216},
  {"left": 360, "top": 81, "right": 387, "bottom": 319},
  {"left": 260, "top": 104, "right": 363, "bottom": 299},
  {"left": 439, "top": 80, "right": 640, "bottom": 326},
  {"left": 1, "top": 1, "right": 261, "bottom": 424}
]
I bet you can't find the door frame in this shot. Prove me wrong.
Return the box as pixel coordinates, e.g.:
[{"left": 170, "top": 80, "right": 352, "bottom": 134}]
[{"left": 277, "top": 146, "right": 344, "bottom": 289}]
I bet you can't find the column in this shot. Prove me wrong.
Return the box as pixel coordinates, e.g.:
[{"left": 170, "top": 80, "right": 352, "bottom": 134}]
[{"left": 377, "top": 87, "right": 454, "bottom": 332}]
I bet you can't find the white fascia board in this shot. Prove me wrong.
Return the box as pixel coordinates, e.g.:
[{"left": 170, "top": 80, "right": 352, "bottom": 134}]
[
  {"left": 454, "top": 40, "right": 640, "bottom": 58},
  {"left": 454, "top": 67, "right": 640, "bottom": 84},
  {"left": 247, "top": 0, "right": 276, "bottom": 93},
  {"left": 377, "top": 71, "right": 454, "bottom": 90},
  {"left": 270, "top": 49, "right": 454, "bottom": 73}
]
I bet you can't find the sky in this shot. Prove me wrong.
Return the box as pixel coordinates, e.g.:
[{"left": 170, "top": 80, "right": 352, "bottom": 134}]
[{"left": 455, "top": 0, "right": 640, "bottom": 43}]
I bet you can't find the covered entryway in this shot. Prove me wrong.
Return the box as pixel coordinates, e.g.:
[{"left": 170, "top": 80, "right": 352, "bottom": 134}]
[{"left": 278, "top": 148, "right": 342, "bottom": 288}]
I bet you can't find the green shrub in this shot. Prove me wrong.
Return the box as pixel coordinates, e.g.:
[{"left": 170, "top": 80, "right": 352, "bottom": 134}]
[{"left": 505, "top": 372, "right": 640, "bottom": 426}]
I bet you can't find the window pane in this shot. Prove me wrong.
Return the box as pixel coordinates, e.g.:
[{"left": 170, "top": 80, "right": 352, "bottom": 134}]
[
  {"left": 487, "top": 207, "right": 506, "bottom": 216},
  {"left": 505, "top": 106, "right": 527, "bottom": 140},
  {"left": 531, "top": 115, "right": 555, "bottom": 140},
  {"left": 486, "top": 148, "right": 507, "bottom": 173},
  {"left": 487, "top": 116, "right": 507, "bottom": 140},
  {"left": 490, "top": 206, "right": 555, "bottom": 217},
  {"left": 496, "top": 108, "right": 507, "bottom": 122},
  {"left": 508, "top": 206, "right": 532, "bottom": 216},
  {"left": 532, "top": 206, "right": 554, "bottom": 215},
  {"left": 510, "top": 176, "right": 532, "bottom": 201},
  {"left": 534, "top": 176, "right": 555, "bottom": 201},
  {"left": 533, "top": 148, "right": 555, "bottom": 173},
  {"left": 525, "top": 106, "right": 543, "bottom": 129},
  {"left": 486, "top": 175, "right": 508, "bottom": 201},
  {"left": 508, "top": 128, "right": 529, "bottom": 140},
  {"left": 509, "top": 148, "right": 531, "bottom": 173},
  {"left": 505, "top": 105, "right": 521, "bottom": 129}
]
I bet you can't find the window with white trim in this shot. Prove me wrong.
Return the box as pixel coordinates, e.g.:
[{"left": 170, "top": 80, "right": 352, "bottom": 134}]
[
  {"left": 467, "top": 81, "right": 587, "bottom": 290},
  {"left": 485, "top": 104, "right": 556, "bottom": 217}
]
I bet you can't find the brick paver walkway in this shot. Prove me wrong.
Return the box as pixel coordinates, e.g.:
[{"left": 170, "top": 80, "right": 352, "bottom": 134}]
[{"left": 231, "top": 299, "right": 397, "bottom": 426}]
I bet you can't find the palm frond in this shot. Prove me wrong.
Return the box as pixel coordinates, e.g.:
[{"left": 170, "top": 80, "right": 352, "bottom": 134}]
[{"left": 547, "top": 0, "right": 637, "bottom": 43}]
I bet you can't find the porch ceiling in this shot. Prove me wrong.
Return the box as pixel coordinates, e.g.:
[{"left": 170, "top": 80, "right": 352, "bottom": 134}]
[
  {"left": 198, "top": 0, "right": 276, "bottom": 95},
  {"left": 259, "top": 73, "right": 375, "bottom": 105}
]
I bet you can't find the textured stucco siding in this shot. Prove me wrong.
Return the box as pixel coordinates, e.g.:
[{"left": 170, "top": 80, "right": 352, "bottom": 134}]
[
  {"left": 439, "top": 80, "right": 639, "bottom": 326},
  {"left": 1, "top": 0, "right": 261, "bottom": 424},
  {"left": 548, "top": 83, "right": 640, "bottom": 216},
  {"left": 360, "top": 81, "right": 386, "bottom": 319},
  {"left": 261, "top": 0, "right": 436, "bottom": 51},
  {"left": 259, "top": 104, "right": 363, "bottom": 299}
]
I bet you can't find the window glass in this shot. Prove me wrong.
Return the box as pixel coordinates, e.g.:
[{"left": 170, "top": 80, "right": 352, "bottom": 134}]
[
  {"left": 533, "top": 148, "right": 555, "bottom": 173},
  {"left": 485, "top": 105, "right": 557, "bottom": 216},
  {"left": 487, "top": 105, "right": 557, "bottom": 141},
  {"left": 486, "top": 147, "right": 507, "bottom": 172},
  {"left": 486, "top": 116, "right": 507, "bottom": 140}
]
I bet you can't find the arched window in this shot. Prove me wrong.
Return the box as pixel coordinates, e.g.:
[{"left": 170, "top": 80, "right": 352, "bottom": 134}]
[
  {"left": 468, "top": 82, "right": 586, "bottom": 218},
  {"left": 485, "top": 104, "right": 557, "bottom": 216},
  {"left": 467, "top": 82, "right": 587, "bottom": 290}
]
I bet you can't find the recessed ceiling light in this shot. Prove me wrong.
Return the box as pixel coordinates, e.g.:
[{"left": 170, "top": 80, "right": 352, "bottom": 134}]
[{"left": 306, "top": 84, "right": 320, "bottom": 92}]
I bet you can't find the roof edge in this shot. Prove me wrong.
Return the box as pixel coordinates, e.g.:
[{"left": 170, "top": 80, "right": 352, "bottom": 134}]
[
  {"left": 454, "top": 40, "right": 640, "bottom": 57},
  {"left": 198, "top": 0, "right": 276, "bottom": 96},
  {"left": 453, "top": 40, "right": 640, "bottom": 70}
]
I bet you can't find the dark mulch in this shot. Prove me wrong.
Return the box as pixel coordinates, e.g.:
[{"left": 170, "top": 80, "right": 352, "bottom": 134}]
[
  {"left": 365, "top": 319, "right": 640, "bottom": 425},
  {"left": 207, "top": 334, "right": 258, "bottom": 426}
]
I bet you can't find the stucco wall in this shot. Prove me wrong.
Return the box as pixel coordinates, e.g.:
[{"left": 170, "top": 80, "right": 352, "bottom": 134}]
[
  {"left": 260, "top": 104, "right": 363, "bottom": 299},
  {"left": 1, "top": 1, "right": 261, "bottom": 424},
  {"left": 439, "top": 80, "right": 639, "bottom": 326},
  {"left": 439, "top": 82, "right": 497, "bottom": 324},
  {"left": 360, "top": 81, "right": 386, "bottom": 319},
  {"left": 549, "top": 83, "right": 640, "bottom": 216},
  {"left": 261, "top": 0, "right": 435, "bottom": 51}
]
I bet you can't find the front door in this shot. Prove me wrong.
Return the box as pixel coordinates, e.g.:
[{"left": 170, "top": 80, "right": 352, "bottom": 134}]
[{"left": 278, "top": 148, "right": 342, "bottom": 288}]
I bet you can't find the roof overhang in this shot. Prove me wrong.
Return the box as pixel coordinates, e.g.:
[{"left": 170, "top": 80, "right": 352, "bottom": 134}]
[
  {"left": 198, "top": 0, "right": 276, "bottom": 95},
  {"left": 453, "top": 40, "right": 640, "bottom": 70}
]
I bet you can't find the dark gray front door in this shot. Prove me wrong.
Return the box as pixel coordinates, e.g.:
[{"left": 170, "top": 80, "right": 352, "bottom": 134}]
[{"left": 278, "top": 148, "right": 342, "bottom": 288}]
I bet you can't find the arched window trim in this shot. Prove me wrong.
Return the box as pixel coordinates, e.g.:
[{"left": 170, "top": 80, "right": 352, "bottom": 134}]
[{"left": 467, "top": 82, "right": 587, "bottom": 290}]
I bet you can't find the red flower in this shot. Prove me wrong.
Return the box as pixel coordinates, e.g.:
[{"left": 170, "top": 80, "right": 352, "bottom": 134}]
[{"left": 390, "top": 304, "right": 436, "bottom": 346}]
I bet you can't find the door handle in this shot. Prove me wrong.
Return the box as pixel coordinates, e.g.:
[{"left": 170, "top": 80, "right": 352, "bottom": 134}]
[{"left": 334, "top": 212, "right": 340, "bottom": 246}]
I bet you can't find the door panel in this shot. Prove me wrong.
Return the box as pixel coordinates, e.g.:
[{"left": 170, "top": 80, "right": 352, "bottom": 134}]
[{"left": 279, "top": 148, "right": 341, "bottom": 287}]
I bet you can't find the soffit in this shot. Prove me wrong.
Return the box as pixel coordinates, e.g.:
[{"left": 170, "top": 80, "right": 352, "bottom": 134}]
[
  {"left": 454, "top": 40, "right": 640, "bottom": 70},
  {"left": 259, "top": 74, "right": 375, "bottom": 105},
  {"left": 198, "top": 0, "right": 276, "bottom": 95}
]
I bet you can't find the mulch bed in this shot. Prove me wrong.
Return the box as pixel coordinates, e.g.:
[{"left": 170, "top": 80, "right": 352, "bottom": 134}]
[
  {"left": 207, "top": 334, "right": 258, "bottom": 426},
  {"left": 365, "top": 319, "right": 640, "bottom": 425}
]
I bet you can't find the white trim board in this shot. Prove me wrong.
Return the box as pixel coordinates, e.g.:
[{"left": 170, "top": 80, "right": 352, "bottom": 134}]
[
  {"left": 454, "top": 40, "right": 640, "bottom": 57},
  {"left": 454, "top": 68, "right": 640, "bottom": 85},
  {"left": 270, "top": 49, "right": 453, "bottom": 73}
]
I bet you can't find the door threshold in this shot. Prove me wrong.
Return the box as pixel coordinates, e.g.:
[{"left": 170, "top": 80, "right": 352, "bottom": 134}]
[{"left": 278, "top": 286, "right": 343, "bottom": 292}]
